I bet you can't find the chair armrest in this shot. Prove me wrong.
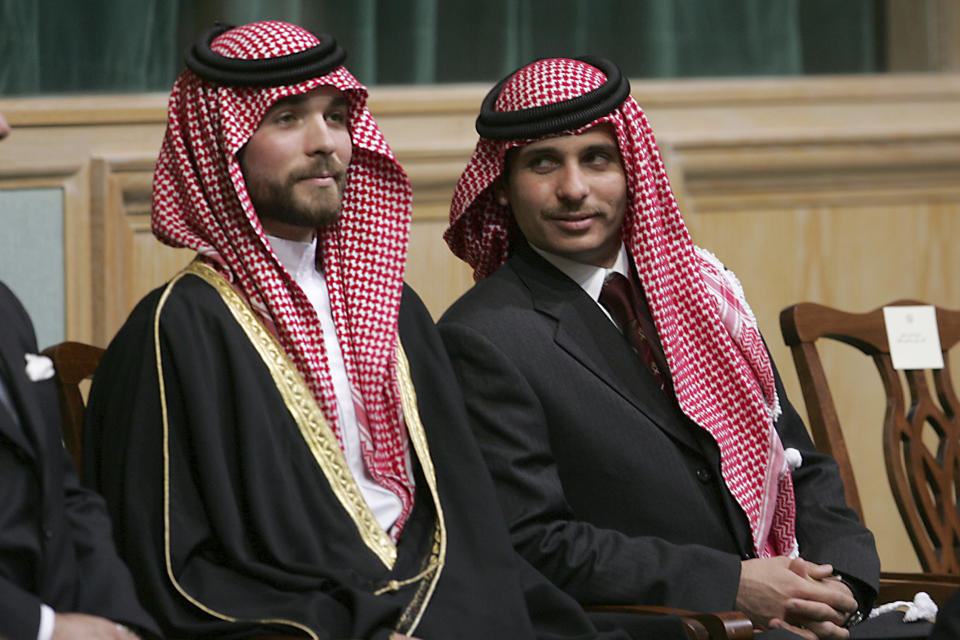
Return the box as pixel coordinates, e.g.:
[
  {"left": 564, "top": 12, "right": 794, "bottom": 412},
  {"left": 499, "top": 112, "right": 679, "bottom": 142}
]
[
  {"left": 246, "top": 607, "right": 757, "bottom": 640},
  {"left": 880, "top": 571, "right": 960, "bottom": 606},
  {"left": 587, "top": 604, "right": 753, "bottom": 640}
]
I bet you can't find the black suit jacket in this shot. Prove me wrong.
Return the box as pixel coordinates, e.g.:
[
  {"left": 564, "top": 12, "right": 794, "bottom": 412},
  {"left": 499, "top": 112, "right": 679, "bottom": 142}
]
[
  {"left": 438, "top": 243, "right": 880, "bottom": 613},
  {"left": 0, "top": 282, "right": 157, "bottom": 640}
]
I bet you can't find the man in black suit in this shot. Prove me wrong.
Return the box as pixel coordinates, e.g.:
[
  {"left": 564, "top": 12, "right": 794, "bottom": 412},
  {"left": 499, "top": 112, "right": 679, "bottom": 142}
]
[
  {"left": 931, "top": 589, "right": 960, "bottom": 639},
  {"left": 439, "top": 57, "right": 881, "bottom": 639},
  {"left": 0, "top": 112, "right": 158, "bottom": 640},
  {"left": 0, "top": 279, "right": 158, "bottom": 639}
]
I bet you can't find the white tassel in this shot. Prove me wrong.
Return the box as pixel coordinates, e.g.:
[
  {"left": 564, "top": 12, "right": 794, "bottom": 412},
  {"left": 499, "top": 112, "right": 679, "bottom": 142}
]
[
  {"left": 24, "top": 353, "right": 55, "bottom": 382},
  {"left": 869, "top": 591, "right": 938, "bottom": 623},
  {"left": 784, "top": 447, "right": 802, "bottom": 471}
]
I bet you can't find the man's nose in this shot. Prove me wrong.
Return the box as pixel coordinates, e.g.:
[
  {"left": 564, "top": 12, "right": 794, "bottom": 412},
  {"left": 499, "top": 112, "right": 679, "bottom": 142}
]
[
  {"left": 304, "top": 114, "right": 336, "bottom": 155},
  {"left": 557, "top": 165, "right": 589, "bottom": 202}
]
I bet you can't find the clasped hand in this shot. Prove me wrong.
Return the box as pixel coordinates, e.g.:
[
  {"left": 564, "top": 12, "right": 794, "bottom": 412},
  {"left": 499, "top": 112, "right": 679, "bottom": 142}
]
[
  {"left": 735, "top": 556, "right": 857, "bottom": 640},
  {"left": 51, "top": 613, "right": 141, "bottom": 639}
]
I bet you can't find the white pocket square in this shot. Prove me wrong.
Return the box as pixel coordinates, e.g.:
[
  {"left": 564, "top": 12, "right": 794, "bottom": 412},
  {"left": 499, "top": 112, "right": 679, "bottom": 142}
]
[{"left": 24, "top": 353, "right": 55, "bottom": 382}]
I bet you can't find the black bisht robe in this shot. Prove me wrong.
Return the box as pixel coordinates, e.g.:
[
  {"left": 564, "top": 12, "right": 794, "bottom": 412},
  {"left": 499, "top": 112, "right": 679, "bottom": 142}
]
[{"left": 84, "top": 265, "right": 681, "bottom": 640}]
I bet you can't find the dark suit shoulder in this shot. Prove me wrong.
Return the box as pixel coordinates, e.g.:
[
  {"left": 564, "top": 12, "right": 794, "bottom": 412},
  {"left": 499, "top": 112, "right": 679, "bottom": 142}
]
[
  {"left": 0, "top": 281, "right": 30, "bottom": 326},
  {"left": 439, "top": 261, "right": 532, "bottom": 328},
  {"left": 0, "top": 281, "right": 37, "bottom": 352}
]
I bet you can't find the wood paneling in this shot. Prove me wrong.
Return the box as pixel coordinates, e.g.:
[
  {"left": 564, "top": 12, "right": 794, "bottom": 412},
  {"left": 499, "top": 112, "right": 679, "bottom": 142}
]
[
  {"left": 2, "top": 73, "right": 960, "bottom": 572},
  {"left": 0, "top": 166, "right": 93, "bottom": 342},
  {"left": 886, "top": 0, "right": 960, "bottom": 72}
]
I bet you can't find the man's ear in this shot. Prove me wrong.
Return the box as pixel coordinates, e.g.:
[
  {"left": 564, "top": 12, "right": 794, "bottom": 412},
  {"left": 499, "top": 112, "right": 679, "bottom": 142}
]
[
  {"left": 236, "top": 143, "right": 247, "bottom": 171},
  {"left": 493, "top": 177, "right": 510, "bottom": 208}
]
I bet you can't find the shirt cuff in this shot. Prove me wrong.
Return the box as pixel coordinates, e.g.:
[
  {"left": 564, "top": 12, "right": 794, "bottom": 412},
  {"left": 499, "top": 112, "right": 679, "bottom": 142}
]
[
  {"left": 832, "top": 572, "right": 874, "bottom": 627},
  {"left": 38, "top": 603, "right": 55, "bottom": 640}
]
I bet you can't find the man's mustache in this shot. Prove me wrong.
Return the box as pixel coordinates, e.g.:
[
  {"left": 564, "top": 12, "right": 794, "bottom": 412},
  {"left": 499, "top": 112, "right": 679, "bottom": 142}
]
[{"left": 289, "top": 158, "right": 346, "bottom": 182}]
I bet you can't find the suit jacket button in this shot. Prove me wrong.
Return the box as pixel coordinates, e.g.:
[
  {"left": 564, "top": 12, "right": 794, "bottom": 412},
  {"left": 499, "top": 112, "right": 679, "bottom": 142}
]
[
  {"left": 695, "top": 467, "right": 713, "bottom": 483},
  {"left": 43, "top": 527, "right": 54, "bottom": 540}
]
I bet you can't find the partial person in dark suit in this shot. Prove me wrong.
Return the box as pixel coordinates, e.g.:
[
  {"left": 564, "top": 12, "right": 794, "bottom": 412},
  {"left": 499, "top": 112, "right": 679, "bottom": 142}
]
[
  {"left": 930, "top": 589, "right": 960, "bottom": 639},
  {"left": 0, "top": 277, "right": 159, "bottom": 640},
  {"left": 439, "top": 57, "right": 883, "bottom": 640}
]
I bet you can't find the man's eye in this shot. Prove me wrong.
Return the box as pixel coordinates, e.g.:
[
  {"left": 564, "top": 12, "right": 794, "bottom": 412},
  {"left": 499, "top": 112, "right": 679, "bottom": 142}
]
[
  {"left": 273, "top": 112, "right": 298, "bottom": 125},
  {"left": 584, "top": 152, "right": 612, "bottom": 167},
  {"left": 326, "top": 109, "right": 348, "bottom": 124},
  {"left": 528, "top": 156, "right": 558, "bottom": 172}
]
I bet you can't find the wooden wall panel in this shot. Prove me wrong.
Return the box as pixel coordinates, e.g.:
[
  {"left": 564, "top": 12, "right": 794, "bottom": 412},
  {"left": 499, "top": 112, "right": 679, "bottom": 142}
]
[
  {"left": 2, "top": 73, "right": 960, "bottom": 572},
  {"left": 90, "top": 156, "right": 194, "bottom": 344},
  {"left": 407, "top": 218, "right": 475, "bottom": 319},
  {"left": 0, "top": 165, "right": 93, "bottom": 342}
]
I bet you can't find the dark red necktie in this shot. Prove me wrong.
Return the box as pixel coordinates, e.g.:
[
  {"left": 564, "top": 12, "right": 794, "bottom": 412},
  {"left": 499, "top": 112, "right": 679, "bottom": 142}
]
[{"left": 599, "top": 272, "right": 673, "bottom": 396}]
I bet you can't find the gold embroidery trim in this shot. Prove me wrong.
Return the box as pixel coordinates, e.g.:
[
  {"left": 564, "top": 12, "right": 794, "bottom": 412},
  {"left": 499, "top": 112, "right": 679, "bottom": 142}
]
[
  {"left": 392, "top": 342, "right": 447, "bottom": 635},
  {"left": 183, "top": 260, "right": 396, "bottom": 567},
  {"left": 157, "top": 260, "right": 448, "bottom": 634},
  {"left": 156, "top": 268, "right": 317, "bottom": 639}
]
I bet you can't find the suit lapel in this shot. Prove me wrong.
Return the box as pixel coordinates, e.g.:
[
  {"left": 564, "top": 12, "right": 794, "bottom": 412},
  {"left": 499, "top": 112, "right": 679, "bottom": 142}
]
[
  {"left": 0, "top": 289, "right": 44, "bottom": 459},
  {"left": 510, "top": 245, "right": 702, "bottom": 452},
  {"left": 0, "top": 389, "right": 31, "bottom": 459},
  {"left": 0, "top": 349, "right": 38, "bottom": 460}
]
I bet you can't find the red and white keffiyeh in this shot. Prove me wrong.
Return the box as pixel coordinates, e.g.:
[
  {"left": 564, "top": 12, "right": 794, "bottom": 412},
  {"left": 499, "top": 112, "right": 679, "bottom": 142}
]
[
  {"left": 445, "top": 57, "right": 798, "bottom": 558},
  {"left": 153, "top": 21, "right": 415, "bottom": 530}
]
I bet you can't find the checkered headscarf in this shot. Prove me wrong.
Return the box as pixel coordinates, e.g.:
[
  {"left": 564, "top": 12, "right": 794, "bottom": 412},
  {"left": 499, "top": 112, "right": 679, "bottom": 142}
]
[
  {"left": 446, "top": 57, "right": 797, "bottom": 558},
  {"left": 153, "top": 21, "right": 415, "bottom": 528}
]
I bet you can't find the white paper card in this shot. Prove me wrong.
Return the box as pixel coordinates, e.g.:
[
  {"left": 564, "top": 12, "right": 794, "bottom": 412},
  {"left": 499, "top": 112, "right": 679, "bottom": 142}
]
[{"left": 883, "top": 306, "right": 944, "bottom": 370}]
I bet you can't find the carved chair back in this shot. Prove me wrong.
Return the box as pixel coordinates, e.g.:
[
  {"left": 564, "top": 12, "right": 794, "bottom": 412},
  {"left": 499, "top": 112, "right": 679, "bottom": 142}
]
[{"left": 780, "top": 300, "right": 960, "bottom": 573}]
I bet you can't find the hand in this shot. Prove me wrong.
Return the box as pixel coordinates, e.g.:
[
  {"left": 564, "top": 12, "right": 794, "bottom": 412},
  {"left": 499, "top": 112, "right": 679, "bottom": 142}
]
[
  {"left": 52, "top": 613, "right": 141, "bottom": 639},
  {"left": 389, "top": 635, "right": 422, "bottom": 640},
  {"left": 769, "top": 617, "right": 818, "bottom": 640},
  {"left": 782, "top": 560, "right": 857, "bottom": 640},
  {"left": 735, "top": 557, "right": 857, "bottom": 638}
]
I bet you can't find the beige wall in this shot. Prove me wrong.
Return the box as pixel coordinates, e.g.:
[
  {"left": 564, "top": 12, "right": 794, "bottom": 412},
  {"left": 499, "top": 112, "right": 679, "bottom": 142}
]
[{"left": 2, "top": 73, "right": 960, "bottom": 572}]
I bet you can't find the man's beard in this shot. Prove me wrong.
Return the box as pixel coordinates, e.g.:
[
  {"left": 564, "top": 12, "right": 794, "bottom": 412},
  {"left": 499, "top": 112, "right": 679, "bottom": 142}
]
[{"left": 245, "top": 160, "right": 347, "bottom": 230}]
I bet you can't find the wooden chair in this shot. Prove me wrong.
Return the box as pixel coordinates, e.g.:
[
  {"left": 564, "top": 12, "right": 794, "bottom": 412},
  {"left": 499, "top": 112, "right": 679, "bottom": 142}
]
[
  {"left": 40, "top": 341, "right": 750, "bottom": 639},
  {"left": 780, "top": 300, "right": 960, "bottom": 604},
  {"left": 41, "top": 340, "right": 105, "bottom": 478},
  {"left": 588, "top": 605, "right": 752, "bottom": 640}
]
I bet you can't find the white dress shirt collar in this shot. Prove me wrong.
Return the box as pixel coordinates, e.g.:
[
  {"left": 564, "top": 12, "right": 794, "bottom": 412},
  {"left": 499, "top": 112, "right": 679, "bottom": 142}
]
[
  {"left": 529, "top": 243, "right": 631, "bottom": 302},
  {"left": 267, "top": 233, "right": 318, "bottom": 281}
]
